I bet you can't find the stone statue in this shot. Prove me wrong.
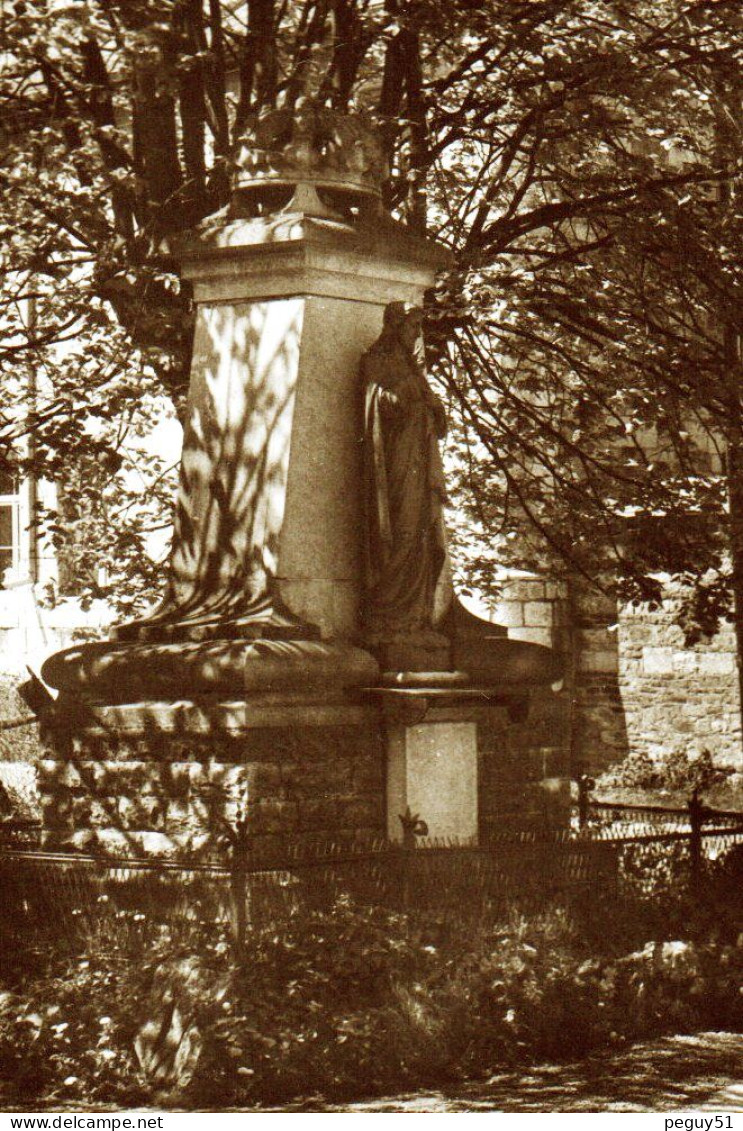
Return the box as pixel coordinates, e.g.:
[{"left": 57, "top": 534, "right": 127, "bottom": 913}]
[{"left": 361, "top": 302, "right": 452, "bottom": 652}]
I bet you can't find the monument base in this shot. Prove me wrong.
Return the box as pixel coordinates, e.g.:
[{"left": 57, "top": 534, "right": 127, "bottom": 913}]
[
  {"left": 37, "top": 698, "right": 384, "bottom": 861},
  {"left": 32, "top": 622, "right": 570, "bottom": 861}
]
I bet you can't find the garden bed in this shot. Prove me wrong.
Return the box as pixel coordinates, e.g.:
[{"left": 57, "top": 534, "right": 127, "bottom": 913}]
[{"left": 0, "top": 879, "right": 742, "bottom": 1111}]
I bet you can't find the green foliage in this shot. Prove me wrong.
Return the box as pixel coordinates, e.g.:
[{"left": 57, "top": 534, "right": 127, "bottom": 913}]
[
  {"left": 0, "top": 677, "right": 42, "bottom": 762},
  {"left": 1, "top": 886, "right": 743, "bottom": 1108},
  {"left": 3, "top": 1, "right": 743, "bottom": 619},
  {"left": 600, "top": 747, "right": 730, "bottom": 796},
  {"left": 0, "top": 949, "right": 143, "bottom": 1106}
]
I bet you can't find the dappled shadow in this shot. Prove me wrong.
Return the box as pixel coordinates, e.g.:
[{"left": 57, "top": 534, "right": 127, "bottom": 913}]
[
  {"left": 115, "top": 299, "right": 317, "bottom": 643},
  {"left": 3, "top": 1035, "right": 743, "bottom": 1113},
  {"left": 313, "top": 1034, "right": 743, "bottom": 1113},
  {"left": 28, "top": 677, "right": 384, "bottom": 861}
]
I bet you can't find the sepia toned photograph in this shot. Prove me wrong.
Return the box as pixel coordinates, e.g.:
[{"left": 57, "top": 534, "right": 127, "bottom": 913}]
[{"left": 0, "top": 0, "right": 742, "bottom": 1115}]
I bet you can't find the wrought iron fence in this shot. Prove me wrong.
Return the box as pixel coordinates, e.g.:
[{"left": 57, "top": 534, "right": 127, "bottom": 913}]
[
  {"left": 0, "top": 833, "right": 620, "bottom": 951},
  {"left": 0, "top": 780, "right": 741, "bottom": 947},
  {"left": 571, "top": 777, "right": 743, "bottom": 898},
  {"left": 0, "top": 823, "right": 741, "bottom": 948}
]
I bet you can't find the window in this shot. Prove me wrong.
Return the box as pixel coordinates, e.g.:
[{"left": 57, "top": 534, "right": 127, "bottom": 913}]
[{"left": 0, "top": 472, "right": 19, "bottom": 586}]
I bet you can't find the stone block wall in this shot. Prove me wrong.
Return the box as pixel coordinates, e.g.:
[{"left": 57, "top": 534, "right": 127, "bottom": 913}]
[
  {"left": 37, "top": 717, "right": 386, "bottom": 860},
  {"left": 569, "top": 582, "right": 628, "bottom": 776},
  {"left": 618, "top": 600, "right": 741, "bottom": 769},
  {"left": 519, "top": 574, "right": 743, "bottom": 778},
  {"left": 477, "top": 696, "right": 572, "bottom": 833},
  {"left": 38, "top": 703, "right": 574, "bottom": 857},
  {"left": 478, "top": 577, "right": 573, "bottom": 829}
]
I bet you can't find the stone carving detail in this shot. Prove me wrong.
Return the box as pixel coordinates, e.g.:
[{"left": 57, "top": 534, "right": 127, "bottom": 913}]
[
  {"left": 234, "top": 99, "right": 385, "bottom": 206},
  {"left": 361, "top": 302, "right": 453, "bottom": 652}
]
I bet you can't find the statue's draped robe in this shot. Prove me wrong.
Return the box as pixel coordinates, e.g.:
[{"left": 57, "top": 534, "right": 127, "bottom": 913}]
[{"left": 361, "top": 338, "right": 451, "bottom": 641}]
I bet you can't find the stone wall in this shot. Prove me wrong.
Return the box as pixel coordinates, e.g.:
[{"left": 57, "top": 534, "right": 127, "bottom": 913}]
[
  {"left": 37, "top": 713, "right": 386, "bottom": 860},
  {"left": 477, "top": 693, "right": 572, "bottom": 832},
  {"left": 478, "top": 577, "right": 573, "bottom": 828},
  {"left": 618, "top": 599, "right": 741, "bottom": 770},
  {"left": 510, "top": 574, "right": 743, "bottom": 778},
  {"left": 568, "top": 582, "right": 629, "bottom": 776}
]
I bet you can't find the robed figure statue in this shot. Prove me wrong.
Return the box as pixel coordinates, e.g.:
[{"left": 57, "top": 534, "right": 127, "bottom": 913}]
[{"left": 361, "top": 302, "right": 453, "bottom": 654}]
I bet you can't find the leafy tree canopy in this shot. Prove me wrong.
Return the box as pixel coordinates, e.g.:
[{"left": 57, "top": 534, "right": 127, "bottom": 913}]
[{"left": 1, "top": 0, "right": 742, "bottom": 631}]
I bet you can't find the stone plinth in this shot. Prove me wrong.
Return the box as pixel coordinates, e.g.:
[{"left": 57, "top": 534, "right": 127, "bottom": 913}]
[
  {"left": 37, "top": 699, "right": 384, "bottom": 860},
  {"left": 367, "top": 682, "right": 557, "bottom": 844},
  {"left": 386, "top": 718, "right": 478, "bottom": 843}
]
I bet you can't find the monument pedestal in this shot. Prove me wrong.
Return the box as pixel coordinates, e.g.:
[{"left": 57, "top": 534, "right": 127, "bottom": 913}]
[
  {"left": 38, "top": 697, "right": 385, "bottom": 859},
  {"left": 368, "top": 681, "right": 539, "bottom": 845},
  {"left": 33, "top": 105, "right": 566, "bottom": 862}
]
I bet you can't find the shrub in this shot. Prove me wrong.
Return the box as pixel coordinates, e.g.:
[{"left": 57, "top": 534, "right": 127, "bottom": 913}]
[
  {"left": 1, "top": 886, "right": 743, "bottom": 1107},
  {"left": 0, "top": 945, "right": 143, "bottom": 1105},
  {"left": 599, "top": 747, "right": 729, "bottom": 797},
  {"left": 0, "top": 676, "right": 43, "bottom": 763}
]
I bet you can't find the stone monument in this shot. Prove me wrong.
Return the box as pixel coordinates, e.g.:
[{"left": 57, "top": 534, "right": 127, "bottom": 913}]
[{"left": 35, "top": 103, "right": 561, "bottom": 858}]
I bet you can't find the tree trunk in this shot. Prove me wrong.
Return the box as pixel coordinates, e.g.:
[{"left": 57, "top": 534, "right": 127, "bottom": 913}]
[
  {"left": 403, "top": 25, "right": 428, "bottom": 233},
  {"left": 715, "top": 75, "right": 743, "bottom": 741},
  {"left": 132, "top": 46, "right": 182, "bottom": 224},
  {"left": 234, "top": 0, "right": 277, "bottom": 137}
]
